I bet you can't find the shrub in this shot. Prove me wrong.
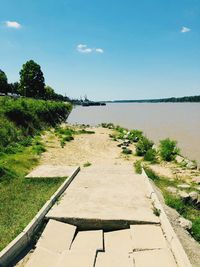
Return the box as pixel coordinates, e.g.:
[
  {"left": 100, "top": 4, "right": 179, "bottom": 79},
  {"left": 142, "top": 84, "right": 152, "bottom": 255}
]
[
  {"left": 136, "top": 136, "right": 154, "bottom": 156},
  {"left": 144, "top": 148, "right": 157, "bottom": 163},
  {"left": 159, "top": 138, "right": 180, "bottom": 161},
  {"left": 129, "top": 129, "right": 143, "bottom": 142}
]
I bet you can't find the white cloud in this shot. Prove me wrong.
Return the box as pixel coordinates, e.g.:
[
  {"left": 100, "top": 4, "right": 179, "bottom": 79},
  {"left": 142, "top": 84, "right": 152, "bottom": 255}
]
[
  {"left": 77, "top": 44, "right": 93, "bottom": 53},
  {"left": 77, "top": 44, "right": 104, "bottom": 54},
  {"left": 181, "top": 26, "right": 191, "bottom": 33},
  {"left": 95, "top": 48, "right": 104, "bottom": 53},
  {"left": 5, "top": 21, "right": 22, "bottom": 29}
]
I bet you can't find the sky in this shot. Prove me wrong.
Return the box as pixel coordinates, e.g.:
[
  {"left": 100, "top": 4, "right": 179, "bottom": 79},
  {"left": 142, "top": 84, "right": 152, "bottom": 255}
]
[{"left": 0, "top": 0, "right": 200, "bottom": 101}]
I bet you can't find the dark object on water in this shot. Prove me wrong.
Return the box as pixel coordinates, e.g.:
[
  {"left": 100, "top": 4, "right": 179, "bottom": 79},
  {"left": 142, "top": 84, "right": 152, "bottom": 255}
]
[{"left": 81, "top": 101, "right": 106, "bottom": 106}]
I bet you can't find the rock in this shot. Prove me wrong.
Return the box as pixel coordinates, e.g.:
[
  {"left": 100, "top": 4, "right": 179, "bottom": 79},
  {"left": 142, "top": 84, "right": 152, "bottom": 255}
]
[
  {"left": 178, "top": 191, "right": 190, "bottom": 202},
  {"left": 178, "top": 217, "right": 192, "bottom": 230},
  {"left": 186, "top": 161, "right": 197, "bottom": 170},
  {"left": 195, "top": 186, "right": 200, "bottom": 191},
  {"left": 175, "top": 155, "right": 185, "bottom": 164},
  {"left": 192, "top": 176, "right": 200, "bottom": 184},
  {"left": 177, "top": 184, "right": 190, "bottom": 189},
  {"left": 189, "top": 191, "right": 198, "bottom": 202},
  {"left": 166, "top": 187, "right": 177, "bottom": 194}
]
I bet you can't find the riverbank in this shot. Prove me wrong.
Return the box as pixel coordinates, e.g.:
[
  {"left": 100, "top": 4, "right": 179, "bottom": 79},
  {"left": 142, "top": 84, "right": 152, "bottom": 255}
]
[{"left": 37, "top": 123, "right": 200, "bottom": 265}]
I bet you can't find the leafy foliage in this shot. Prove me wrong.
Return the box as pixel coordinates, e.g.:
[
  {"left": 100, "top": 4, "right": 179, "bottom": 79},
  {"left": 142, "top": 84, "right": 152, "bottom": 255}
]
[
  {"left": 0, "top": 69, "right": 8, "bottom": 94},
  {"left": 159, "top": 138, "right": 180, "bottom": 161},
  {"left": 19, "top": 60, "right": 45, "bottom": 98},
  {"left": 136, "top": 136, "right": 154, "bottom": 156},
  {"left": 144, "top": 148, "right": 157, "bottom": 163}
]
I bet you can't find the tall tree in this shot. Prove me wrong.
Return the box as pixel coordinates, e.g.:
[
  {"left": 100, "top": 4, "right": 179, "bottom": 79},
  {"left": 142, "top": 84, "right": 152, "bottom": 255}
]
[
  {"left": 0, "top": 69, "right": 8, "bottom": 95},
  {"left": 19, "top": 60, "right": 45, "bottom": 98}
]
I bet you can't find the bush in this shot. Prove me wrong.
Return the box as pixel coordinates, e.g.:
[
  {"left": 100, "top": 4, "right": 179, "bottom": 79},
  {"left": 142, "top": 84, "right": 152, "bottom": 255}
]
[
  {"left": 136, "top": 136, "right": 154, "bottom": 156},
  {"left": 159, "top": 138, "right": 180, "bottom": 161},
  {"left": 129, "top": 129, "right": 143, "bottom": 142},
  {"left": 144, "top": 148, "right": 157, "bottom": 163},
  {"left": 0, "top": 97, "right": 72, "bottom": 148}
]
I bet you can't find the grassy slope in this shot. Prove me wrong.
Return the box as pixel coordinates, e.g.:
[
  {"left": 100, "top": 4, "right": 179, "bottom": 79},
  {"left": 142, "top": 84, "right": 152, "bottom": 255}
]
[{"left": 0, "top": 97, "right": 71, "bottom": 251}]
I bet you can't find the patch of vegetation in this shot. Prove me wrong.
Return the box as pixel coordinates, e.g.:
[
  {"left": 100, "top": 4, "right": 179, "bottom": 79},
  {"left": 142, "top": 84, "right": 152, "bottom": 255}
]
[
  {"left": 153, "top": 206, "right": 161, "bottom": 217},
  {"left": 135, "top": 136, "right": 154, "bottom": 157},
  {"left": 144, "top": 148, "right": 157, "bottom": 163},
  {"left": 134, "top": 160, "right": 142, "bottom": 174},
  {"left": 0, "top": 144, "right": 65, "bottom": 251},
  {"left": 159, "top": 138, "right": 180, "bottom": 161},
  {"left": 83, "top": 162, "right": 92, "bottom": 167},
  {"left": 101, "top": 122, "right": 115, "bottom": 129},
  {"left": 144, "top": 166, "right": 200, "bottom": 243},
  {"left": 129, "top": 129, "right": 143, "bottom": 142},
  {"left": 77, "top": 129, "right": 95, "bottom": 134},
  {"left": 122, "top": 148, "right": 132, "bottom": 155}
]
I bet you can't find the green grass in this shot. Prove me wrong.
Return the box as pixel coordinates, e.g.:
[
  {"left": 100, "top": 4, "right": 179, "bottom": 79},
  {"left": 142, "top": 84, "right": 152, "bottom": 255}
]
[
  {"left": 0, "top": 144, "right": 65, "bottom": 251},
  {"left": 134, "top": 160, "right": 142, "bottom": 174},
  {"left": 144, "top": 166, "right": 200, "bottom": 243}
]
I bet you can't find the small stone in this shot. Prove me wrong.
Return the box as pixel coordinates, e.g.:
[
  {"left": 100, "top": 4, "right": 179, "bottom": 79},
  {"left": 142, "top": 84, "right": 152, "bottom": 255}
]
[
  {"left": 195, "top": 186, "right": 200, "bottom": 191},
  {"left": 178, "top": 191, "right": 190, "bottom": 201},
  {"left": 192, "top": 176, "right": 200, "bottom": 184},
  {"left": 177, "top": 184, "right": 190, "bottom": 189},
  {"left": 166, "top": 187, "right": 177, "bottom": 194},
  {"left": 175, "top": 155, "right": 185, "bottom": 164},
  {"left": 178, "top": 217, "right": 192, "bottom": 230},
  {"left": 189, "top": 191, "right": 198, "bottom": 202},
  {"left": 186, "top": 161, "right": 197, "bottom": 170}
]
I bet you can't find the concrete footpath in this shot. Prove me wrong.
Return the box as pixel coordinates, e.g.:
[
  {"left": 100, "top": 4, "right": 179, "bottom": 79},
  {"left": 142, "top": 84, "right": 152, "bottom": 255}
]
[{"left": 23, "top": 163, "right": 188, "bottom": 267}]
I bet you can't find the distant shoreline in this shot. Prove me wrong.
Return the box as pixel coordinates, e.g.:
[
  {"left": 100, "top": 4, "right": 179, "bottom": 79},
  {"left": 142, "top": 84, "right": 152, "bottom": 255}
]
[{"left": 106, "top": 95, "right": 200, "bottom": 103}]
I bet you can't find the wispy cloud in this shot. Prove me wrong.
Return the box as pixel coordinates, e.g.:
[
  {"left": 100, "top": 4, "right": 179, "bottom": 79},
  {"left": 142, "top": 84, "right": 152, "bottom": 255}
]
[
  {"left": 77, "top": 44, "right": 104, "bottom": 54},
  {"left": 95, "top": 48, "right": 104, "bottom": 53},
  {"left": 181, "top": 26, "right": 191, "bottom": 33},
  {"left": 4, "top": 21, "right": 22, "bottom": 29}
]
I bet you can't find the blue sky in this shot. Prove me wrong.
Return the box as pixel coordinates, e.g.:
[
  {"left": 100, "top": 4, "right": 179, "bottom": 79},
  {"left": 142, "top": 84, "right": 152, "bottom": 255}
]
[{"left": 1, "top": 0, "right": 200, "bottom": 100}]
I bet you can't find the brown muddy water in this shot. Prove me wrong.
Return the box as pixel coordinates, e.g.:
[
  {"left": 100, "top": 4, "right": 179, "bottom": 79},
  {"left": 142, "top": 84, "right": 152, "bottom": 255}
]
[{"left": 68, "top": 103, "right": 200, "bottom": 164}]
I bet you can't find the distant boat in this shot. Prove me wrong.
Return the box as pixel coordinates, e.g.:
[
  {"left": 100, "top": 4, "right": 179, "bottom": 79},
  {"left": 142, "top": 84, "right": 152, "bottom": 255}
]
[{"left": 81, "top": 101, "right": 106, "bottom": 106}]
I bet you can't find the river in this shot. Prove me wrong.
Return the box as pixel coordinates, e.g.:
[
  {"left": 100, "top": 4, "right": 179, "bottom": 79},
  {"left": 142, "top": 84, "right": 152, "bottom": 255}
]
[{"left": 67, "top": 103, "right": 200, "bottom": 164}]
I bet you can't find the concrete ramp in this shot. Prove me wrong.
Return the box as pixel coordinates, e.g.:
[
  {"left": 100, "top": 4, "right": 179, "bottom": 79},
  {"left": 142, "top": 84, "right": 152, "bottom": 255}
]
[
  {"left": 46, "top": 165, "right": 159, "bottom": 228},
  {"left": 26, "top": 165, "right": 79, "bottom": 178}
]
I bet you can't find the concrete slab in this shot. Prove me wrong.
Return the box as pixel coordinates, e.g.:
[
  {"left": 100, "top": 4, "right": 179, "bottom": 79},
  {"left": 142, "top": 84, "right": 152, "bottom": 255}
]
[
  {"left": 130, "top": 225, "right": 167, "bottom": 250},
  {"left": 25, "top": 247, "right": 60, "bottom": 267},
  {"left": 26, "top": 165, "right": 78, "bottom": 178},
  {"left": 70, "top": 230, "right": 103, "bottom": 252},
  {"left": 104, "top": 229, "right": 132, "bottom": 252},
  {"left": 95, "top": 252, "right": 133, "bottom": 267},
  {"left": 36, "top": 219, "right": 76, "bottom": 253},
  {"left": 46, "top": 166, "right": 159, "bottom": 227},
  {"left": 56, "top": 250, "right": 96, "bottom": 267},
  {"left": 132, "top": 249, "right": 177, "bottom": 267}
]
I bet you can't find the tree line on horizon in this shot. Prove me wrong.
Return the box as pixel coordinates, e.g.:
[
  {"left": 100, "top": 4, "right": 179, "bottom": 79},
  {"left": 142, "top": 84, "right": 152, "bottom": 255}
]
[
  {"left": 112, "top": 95, "right": 200, "bottom": 103},
  {"left": 0, "top": 60, "right": 70, "bottom": 101}
]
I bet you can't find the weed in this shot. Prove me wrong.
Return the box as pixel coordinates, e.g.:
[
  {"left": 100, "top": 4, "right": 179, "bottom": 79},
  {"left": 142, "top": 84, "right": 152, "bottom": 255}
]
[
  {"left": 83, "top": 162, "right": 92, "bottom": 167},
  {"left": 134, "top": 160, "right": 142, "bottom": 174}
]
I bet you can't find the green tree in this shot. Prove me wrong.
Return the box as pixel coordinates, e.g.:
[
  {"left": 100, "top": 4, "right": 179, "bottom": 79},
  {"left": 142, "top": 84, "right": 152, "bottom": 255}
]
[
  {"left": 19, "top": 60, "right": 45, "bottom": 98},
  {"left": 44, "top": 85, "right": 56, "bottom": 100},
  {"left": 0, "top": 70, "right": 8, "bottom": 95}
]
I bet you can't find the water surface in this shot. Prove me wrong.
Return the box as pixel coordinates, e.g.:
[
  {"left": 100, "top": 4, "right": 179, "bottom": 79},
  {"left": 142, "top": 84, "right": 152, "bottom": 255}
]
[{"left": 68, "top": 103, "right": 200, "bottom": 164}]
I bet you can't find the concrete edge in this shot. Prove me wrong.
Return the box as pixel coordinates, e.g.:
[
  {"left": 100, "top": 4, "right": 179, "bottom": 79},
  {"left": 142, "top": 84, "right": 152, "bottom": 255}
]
[
  {"left": 0, "top": 166, "right": 80, "bottom": 267},
  {"left": 142, "top": 168, "right": 192, "bottom": 267}
]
